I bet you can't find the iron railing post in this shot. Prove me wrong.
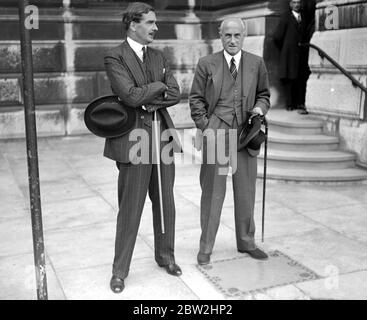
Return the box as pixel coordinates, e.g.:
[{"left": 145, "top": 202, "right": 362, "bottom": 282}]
[{"left": 18, "top": 0, "right": 48, "bottom": 300}]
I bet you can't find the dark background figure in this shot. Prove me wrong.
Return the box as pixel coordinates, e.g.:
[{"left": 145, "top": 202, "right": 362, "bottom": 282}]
[{"left": 273, "top": 0, "right": 315, "bottom": 114}]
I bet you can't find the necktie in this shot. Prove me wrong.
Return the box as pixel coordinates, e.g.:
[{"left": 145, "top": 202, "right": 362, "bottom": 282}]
[
  {"left": 230, "top": 57, "right": 237, "bottom": 79},
  {"left": 142, "top": 46, "right": 147, "bottom": 63}
]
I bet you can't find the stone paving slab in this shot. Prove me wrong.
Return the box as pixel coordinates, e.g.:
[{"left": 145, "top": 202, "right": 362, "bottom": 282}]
[
  {"left": 0, "top": 253, "right": 65, "bottom": 300},
  {"left": 44, "top": 222, "right": 117, "bottom": 273},
  {"left": 41, "top": 196, "right": 116, "bottom": 231},
  {"left": 295, "top": 270, "right": 367, "bottom": 300},
  {"left": 303, "top": 203, "right": 367, "bottom": 239},
  {"left": 267, "top": 228, "right": 367, "bottom": 275},
  {"left": 56, "top": 259, "right": 198, "bottom": 300},
  {"left": 267, "top": 183, "right": 363, "bottom": 214},
  {"left": 196, "top": 251, "right": 320, "bottom": 299},
  {"left": 28, "top": 178, "right": 96, "bottom": 204},
  {"left": 265, "top": 284, "right": 310, "bottom": 300},
  {"left": 0, "top": 216, "right": 34, "bottom": 257},
  {"left": 222, "top": 202, "right": 320, "bottom": 239},
  {"left": 1, "top": 135, "right": 367, "bottom": 300}
]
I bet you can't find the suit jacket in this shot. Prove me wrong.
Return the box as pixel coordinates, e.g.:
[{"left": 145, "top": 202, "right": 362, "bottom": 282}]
[
  {"left": 273, "top": 9, "right": 310, "bottom": 80},
  {"left": 189, "top": 50, "right": 270, "bottom": 132},
  {"left": 103, "top": 41, "right": 181, "bottom": 163}
]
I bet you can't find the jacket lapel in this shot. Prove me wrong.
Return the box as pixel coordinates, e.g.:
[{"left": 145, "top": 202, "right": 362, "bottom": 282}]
[
  {"left": 241, "top": 51, "right": 254, "bottom": 99},
  {"left": 120, "top": 41, "right": 146, "bottom": 86},
  {"left": 145, "top": 48, "right": 160, "bottom": 81},
  {"left": 209, "top": 51, "right": 224, "bottom": 109}
]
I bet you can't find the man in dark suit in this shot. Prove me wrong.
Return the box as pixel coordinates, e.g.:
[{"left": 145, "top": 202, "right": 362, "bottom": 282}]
[
  {"left": 189, "top": 18, "right": 270, "bottom": 265},
  {"left": 104, "top": 2, "right": 182, "bottom": 293},
  {"left": 273, "top": 0, "right": 311, "bottom": 114}
]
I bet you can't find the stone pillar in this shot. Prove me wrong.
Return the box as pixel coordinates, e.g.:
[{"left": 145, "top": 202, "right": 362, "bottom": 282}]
[{"left": 306, "top": 0, "right": 367, "bottom": 165}]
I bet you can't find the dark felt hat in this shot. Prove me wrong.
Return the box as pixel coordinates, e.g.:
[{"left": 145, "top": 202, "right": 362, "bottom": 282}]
[
  {"left": 84, "top": 95, "right": 136, "bottom": 138},
  {"left": 237, "top": 113, "right": 266, "bottom": 156}
]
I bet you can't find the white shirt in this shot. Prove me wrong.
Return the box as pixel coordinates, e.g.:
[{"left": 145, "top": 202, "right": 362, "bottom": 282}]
[
  {"left": 126, "top": 37, "right": 148, "bottom": 110},
  {"left": 223, "top": 49, "right": 263, "bottom": 115},
  {"left": 126, "top": 37, "right": 146, "bottom": 62},
  {"left": 223, "top": 50, "right": 241, "bottom": 71},
  {"left": 292, "top": 10, "right": 301, "bottom": 23}
]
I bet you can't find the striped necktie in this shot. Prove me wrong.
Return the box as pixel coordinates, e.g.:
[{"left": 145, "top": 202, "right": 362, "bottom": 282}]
[
  {"left": 142, "top": 46, "right": 147, "bottom": 63},
  {"left": 230, "top": 57, "right": 237, "bottom": 79}
]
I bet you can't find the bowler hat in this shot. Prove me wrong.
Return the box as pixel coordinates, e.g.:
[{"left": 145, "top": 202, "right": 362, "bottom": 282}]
[
  {"left": 84, "top": 95, "right": 136, "bottom": 138},
  {"left": 238, "top": 113, "right": 266, "bottom": 156}
]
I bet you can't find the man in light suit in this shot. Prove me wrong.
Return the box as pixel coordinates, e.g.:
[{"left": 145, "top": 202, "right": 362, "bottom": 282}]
[
  {"left": 104, "top": 2, "right": 182, "bottom": 293},
  {"left": 189, "top": 18, "right": 270, "bottom": 265}
]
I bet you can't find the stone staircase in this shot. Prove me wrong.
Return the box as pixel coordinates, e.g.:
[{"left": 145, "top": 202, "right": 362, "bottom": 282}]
[
  {"left": 258, "top": 109, "right": 367, "bottom": 183},
  {"left": 179, "top": 108, "right": 367, "bottom": 184}
]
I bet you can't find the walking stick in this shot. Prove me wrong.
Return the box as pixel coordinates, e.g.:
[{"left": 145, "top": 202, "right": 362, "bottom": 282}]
[
  {"left": 153, "top": 110, "right": 165, "bottom": 234},
  {"left": 261, "top": 117, "right": 268, "bottom": 243}
]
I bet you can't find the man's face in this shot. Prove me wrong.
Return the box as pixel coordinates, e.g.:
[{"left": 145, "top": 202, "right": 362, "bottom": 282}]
[
  {"left": 290, "top": 0, "right": 301, "bottom": 12},
  {"left": 220, "top": 21, "right": 245, "bottom": 56},
  {"left": 131, "top": 10, "right": 158, "bottom": 45}
]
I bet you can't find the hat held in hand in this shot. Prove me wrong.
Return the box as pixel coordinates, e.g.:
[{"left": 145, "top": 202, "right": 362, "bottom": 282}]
[
  {"left": 238, "top": 113, "right": 266, "bottom": 157},
  {"left": 84, "top": 95, "right": 136, "bottom": 138}
]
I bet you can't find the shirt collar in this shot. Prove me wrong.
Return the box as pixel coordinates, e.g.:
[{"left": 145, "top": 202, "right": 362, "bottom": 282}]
[
  {"left": 126, "top": 37, "right": 146, "bottom": 55},
  {"left": 292, "top": 10, "right": 300, "bottom": 18},
  {"left": 223, "top": 50, "right": 242, "bottom": 69}
]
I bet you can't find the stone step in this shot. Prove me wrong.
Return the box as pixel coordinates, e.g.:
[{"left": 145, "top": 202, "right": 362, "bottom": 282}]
[
  {"left": 257, "top": 166, "right": 367, "bottom": 184},
  {"left": 268, "top": 131, "right": 339, "bottom": 151},
  {"left": 180, "top": 129, "right": 355, "bottom": 170},
  {"left": 258, "top": 149, "right": 356, "bottom": 170},
  {"left": 177, "top": 122, "right": 367, "bottom": 183},
  {"left": 266, "top": 109, "right": 324, "bottom": 135}
]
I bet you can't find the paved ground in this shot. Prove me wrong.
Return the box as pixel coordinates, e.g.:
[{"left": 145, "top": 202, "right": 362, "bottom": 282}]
[{"left": 1, "top": 133, "right": 367, "bottom": 300}]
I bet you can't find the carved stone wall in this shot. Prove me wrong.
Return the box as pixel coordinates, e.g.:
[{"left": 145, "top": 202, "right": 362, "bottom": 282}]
[
  {"left": 306, "top": 0, "right": 367, "bottom": 164},
  {"left": 0, "top": 0, "right": 286, "bottom": 138}
]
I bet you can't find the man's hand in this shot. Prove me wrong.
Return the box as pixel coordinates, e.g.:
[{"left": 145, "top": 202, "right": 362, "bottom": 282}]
[
  {"left": 252, "top": 107, "right": 263, "bottom": 115},
  {"left": 163, "top": 85, "right": 169, "bottom": 100}
]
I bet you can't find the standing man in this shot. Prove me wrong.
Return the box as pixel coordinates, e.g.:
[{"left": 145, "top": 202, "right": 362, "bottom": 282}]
[
  {"left": 189, "top": 18, "right": 270, "bottom": 265},
  {"left": 273, "top": 0, "right": 311, "bottom": 114},
  {"left": 104, "top": 2, "right": 182, "bottom": 293}
]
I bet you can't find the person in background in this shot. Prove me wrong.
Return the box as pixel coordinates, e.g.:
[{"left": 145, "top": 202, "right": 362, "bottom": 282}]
[{"left": 273, "top": 0, "right": 311, "bottom": 114}]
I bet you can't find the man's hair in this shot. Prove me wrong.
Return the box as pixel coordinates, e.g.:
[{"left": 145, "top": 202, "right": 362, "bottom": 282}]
[
  {"left": 122, "top": 2, "right": 155, "bottom": 31},
  {"left": 218, "top": 18, "right": 247, "bottom": 35}
]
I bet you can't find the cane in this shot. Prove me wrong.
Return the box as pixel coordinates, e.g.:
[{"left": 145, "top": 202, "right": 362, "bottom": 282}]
[
  {"left": 153, "top": 110, "right": 165, "bottom": 234},
  {"left": 261, "top": 117, "right": 268, "bottom": 243}
]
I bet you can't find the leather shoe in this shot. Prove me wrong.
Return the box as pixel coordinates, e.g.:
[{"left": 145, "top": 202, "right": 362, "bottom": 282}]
[
  {"left": 110, "top": 275, "right": 125, "bottom": 293},
  {"left": 238, "top": 248, "right": 268, "bottom": 260},
  {"left": 197, "top": 252, "right": 211, "bottom": 265},
  {"left": 159, "top": 263, "right": 182, "bottom": 276},
  {"left": 298, "top": 108, "right": 309, "bottom": 115}
]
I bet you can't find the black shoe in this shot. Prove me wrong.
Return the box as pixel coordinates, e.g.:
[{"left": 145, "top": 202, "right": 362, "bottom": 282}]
[
  {"left": 159, "top": 263, "right": 182, "bottom": 276},
  {"left": 238, "top": 248, "right": 268, "bottom": 260},
  {"left": 110, "top": 275, "right": 125, "bottom": 293},
  {"left": 297, "top": 108, "right": 309, "bottom": 115},
  {"left": 197, "top": 252, "right": 211, "bottom": 265}
]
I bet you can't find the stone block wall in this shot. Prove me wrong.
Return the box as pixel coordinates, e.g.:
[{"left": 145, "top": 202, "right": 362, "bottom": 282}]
[
  {"left": 0, "top": 0, "right": 284, "bottom": 139},
  {"left": 306, "top": 0, "right": 367, "bottom": 164}
]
